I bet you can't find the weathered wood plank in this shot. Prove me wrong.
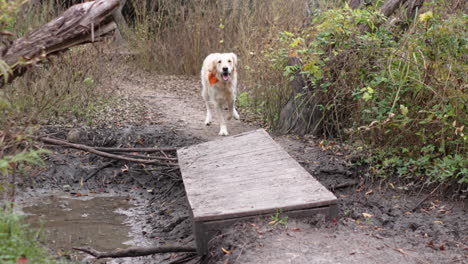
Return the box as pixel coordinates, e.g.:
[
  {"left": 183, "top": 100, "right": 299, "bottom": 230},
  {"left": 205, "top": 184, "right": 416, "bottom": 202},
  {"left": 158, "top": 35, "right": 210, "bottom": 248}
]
[{"left": 178, "top": 129, "right": 337, "bottom": 221}]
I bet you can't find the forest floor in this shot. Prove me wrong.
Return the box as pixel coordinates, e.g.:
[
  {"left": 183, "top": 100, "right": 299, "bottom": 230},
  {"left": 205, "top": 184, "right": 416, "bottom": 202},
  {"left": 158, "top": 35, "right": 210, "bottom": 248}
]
[{"left": 16, "top": 53, "right": 466, "bottom": 264}]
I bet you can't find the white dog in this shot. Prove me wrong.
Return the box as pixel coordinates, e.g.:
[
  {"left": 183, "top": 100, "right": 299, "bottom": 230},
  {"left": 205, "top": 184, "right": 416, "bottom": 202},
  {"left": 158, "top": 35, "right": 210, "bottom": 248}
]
[{"left": 201, "top": 53, "right": 239, "bottom": 136}]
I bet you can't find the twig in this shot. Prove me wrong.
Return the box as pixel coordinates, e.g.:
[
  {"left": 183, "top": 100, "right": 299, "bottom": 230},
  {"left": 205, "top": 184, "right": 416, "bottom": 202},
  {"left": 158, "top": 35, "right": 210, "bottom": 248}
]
[
  {"left": 411, "top": 183, "right": 443, "bottom": 212},
  {"left": 166, "top": 254, "right": 198, "bottom": 264},
  {"left": 329, "top": 181, "right": 358, "bottom": 190},
  {"left": 73, "top": 246, "right": 197, "bottom": 259},
  {"left": 384, "top": 243, "right": 430, "bottom": 264},
  {"left": 36, "top": 137, "right": 178, "bottom": 167},
  {"left": 158, "top": 181, "right": 180, "bottom": 200},
  {"left": 112, "top": 152, "right": 177, "bottom": 161},
  {"left": 234, "top": 243, "right": 247, "bottom": 264},
  {"left": 85, "top": 160, "right": 118, "bottom": 182},
  {"left": 95, "top": 146, "right": 177, "bottom": 153}
]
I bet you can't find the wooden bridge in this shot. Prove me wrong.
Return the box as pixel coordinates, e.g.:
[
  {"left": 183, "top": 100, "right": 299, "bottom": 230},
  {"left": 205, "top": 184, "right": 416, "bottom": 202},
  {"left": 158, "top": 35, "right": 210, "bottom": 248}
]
[{"left": 177, "top": 129, "right": 338, "bottom": 254}]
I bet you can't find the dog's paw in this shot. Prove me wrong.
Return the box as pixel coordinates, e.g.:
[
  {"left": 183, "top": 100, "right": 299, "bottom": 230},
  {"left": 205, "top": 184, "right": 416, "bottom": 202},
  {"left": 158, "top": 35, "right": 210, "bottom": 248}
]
[
  {"left": 232, "top": 109, "right": 240, "bottom": 120},
  {"left": 227, "top": 110, "right": 240, "bottom": 120},
  {"left": 219, "top": 126, "right": 229, "bottom": 136},
  {"left": 204, "top": 117, "right": 212, "bottom": 126}
]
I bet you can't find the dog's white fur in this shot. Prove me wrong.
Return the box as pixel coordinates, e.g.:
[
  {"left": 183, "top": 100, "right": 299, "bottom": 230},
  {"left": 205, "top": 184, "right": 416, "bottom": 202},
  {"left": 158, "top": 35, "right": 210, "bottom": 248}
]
[{"left": 201, "top": 53, "right": 239, "bottom": 136}]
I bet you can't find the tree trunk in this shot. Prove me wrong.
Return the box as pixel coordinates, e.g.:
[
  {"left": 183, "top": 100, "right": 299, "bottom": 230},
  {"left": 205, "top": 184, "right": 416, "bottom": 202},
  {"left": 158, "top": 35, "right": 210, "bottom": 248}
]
[
  {"left": 348, "top": 0, "right": 364, "bottom": 9},
  {"left": 0, "top": 0, "right": 121, "bottom": 88},
  {"left": 278, "top": 57, "right": 322, "bottom": 136},
  {"left": 111, "top": 0, "right": 128, "bottom": 46},
  {"left": 380, "top": 0, "right": 408, "bottom": 17}
]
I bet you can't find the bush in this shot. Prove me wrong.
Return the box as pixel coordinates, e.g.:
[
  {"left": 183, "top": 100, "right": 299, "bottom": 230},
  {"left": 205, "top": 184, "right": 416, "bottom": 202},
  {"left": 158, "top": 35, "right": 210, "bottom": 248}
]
[{"left": 251, "top": 4, "right": 466, "bottom": 183}]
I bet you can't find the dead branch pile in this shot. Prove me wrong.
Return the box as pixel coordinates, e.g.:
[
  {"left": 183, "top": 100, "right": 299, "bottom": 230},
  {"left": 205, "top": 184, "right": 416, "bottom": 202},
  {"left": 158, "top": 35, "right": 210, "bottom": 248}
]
[{"left": 36, "top": 136, "right": 178, "bottom": 167}]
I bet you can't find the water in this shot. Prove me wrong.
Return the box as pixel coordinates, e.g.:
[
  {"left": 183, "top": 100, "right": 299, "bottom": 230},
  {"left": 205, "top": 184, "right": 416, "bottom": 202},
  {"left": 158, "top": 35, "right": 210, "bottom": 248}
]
[{"left": 23, "top": 194, "right": 133, "bottom": 254}]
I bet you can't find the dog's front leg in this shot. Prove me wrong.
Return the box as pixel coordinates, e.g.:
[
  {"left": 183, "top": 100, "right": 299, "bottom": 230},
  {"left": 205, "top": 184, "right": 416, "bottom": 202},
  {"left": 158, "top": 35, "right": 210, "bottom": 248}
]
[
  {"left": 227, "top": 98, "right": 240, "bottom": 120},
  {"left": 204, "top": 101, "right": 213, "bottom": 125},
  {"left": 215, "top": 102, "right": 229, "bottom": 136}
]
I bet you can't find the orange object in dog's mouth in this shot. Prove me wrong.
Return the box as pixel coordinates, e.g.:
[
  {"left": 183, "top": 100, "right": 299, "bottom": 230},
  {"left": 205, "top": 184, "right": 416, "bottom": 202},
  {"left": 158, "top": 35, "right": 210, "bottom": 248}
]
[{"left": 221, "top": 72, "right": 230, "bottom": 81}]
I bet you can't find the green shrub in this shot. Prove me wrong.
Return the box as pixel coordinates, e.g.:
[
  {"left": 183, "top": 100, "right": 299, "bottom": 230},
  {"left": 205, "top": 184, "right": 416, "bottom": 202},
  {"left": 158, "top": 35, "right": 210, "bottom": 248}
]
[{"left": 251, "top": 4, "right": 466, "bottom": 183}]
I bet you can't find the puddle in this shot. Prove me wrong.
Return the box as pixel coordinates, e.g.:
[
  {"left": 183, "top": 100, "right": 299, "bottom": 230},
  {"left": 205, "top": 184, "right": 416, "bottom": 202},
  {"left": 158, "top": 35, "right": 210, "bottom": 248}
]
[{"left": 22, "top": 194, "right": 133, "bottom": 253}]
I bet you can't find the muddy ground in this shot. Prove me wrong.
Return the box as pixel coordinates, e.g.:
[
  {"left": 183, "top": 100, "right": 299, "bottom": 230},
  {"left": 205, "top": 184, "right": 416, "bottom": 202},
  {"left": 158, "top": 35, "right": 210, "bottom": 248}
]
[{"left": 16, "top": 54, "right": 467, "bottom": 264}]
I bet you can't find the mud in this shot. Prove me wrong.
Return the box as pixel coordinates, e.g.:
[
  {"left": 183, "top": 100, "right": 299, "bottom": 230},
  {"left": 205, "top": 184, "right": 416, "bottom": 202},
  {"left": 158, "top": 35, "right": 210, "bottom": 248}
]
[
  {"left": 14, "top": 54, "right": 467, "bottom": 264},
  {"left": 15, "top": 125, "right": 200, "bottom": 263}
]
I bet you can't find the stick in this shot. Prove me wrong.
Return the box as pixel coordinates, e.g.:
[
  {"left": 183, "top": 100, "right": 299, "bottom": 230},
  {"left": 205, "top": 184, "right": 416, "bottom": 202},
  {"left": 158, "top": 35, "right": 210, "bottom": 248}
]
[
  {"left": 85, "top": 160, "right": 118, "bottom": 182},
  {"left": 411, "top": 183, "right": 442, "bottom": 212},
  {"left": 157, "top": 181, "right": 180, "bottom": 200},
  {"left": 112, "top": 152, "right": 177, "bottom": 161},
  {"left": 384, "top": 243, "right": 430, "bottom": 264},
  {"left": 95, "top": 146, "right": 177, "bottom": 153},
  {"left": 73, "top": 246, "right": 197, "bottom": 259},
  {"left": 36, "top": 137, "right": 177, "bottom": 167},
  {"left": 329, "top": 181, "right": 358, "bottom": 190},
  {"left": 167, "top": 254, "right": 199, "bottom": 264}
]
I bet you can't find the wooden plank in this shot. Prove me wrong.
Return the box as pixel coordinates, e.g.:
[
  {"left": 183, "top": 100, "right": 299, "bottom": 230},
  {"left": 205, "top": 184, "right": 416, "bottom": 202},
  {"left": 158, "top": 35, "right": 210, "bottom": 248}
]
[
  {"left": 177, "top": 129, "right": 338, "bottom": 222},
  {"left": 178, "top": 130, "right": 272, "bottom": 160}
]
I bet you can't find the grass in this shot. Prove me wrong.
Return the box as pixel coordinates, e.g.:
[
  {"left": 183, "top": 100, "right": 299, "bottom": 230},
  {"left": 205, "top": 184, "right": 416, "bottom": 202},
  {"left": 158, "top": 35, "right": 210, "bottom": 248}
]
[{"left": 0, "top": 206, "right": 67, "bottom": 264}]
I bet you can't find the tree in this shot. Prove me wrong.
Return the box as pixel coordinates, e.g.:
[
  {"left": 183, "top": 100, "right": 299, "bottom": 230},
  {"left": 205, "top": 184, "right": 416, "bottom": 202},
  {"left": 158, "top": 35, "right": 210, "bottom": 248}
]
[{"left": 0, "top": 0, "right": 121, "bottom": 88}]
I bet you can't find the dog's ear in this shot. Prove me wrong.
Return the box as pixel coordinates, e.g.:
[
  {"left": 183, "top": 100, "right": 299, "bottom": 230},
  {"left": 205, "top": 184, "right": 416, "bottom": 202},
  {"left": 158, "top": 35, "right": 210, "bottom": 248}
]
[
  {"left": 208, "top": 57, "right": 218, "bottom": 73},
  {"left": 229, "top": 53, "right": 238, "bottom": 67}
]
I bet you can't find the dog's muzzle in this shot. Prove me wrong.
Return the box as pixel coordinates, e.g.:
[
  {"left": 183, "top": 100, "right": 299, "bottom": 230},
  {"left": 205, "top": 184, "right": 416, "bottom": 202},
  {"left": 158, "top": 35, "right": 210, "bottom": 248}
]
[{"left": 221, "top": 68, "right": 230, "bottom": 81}]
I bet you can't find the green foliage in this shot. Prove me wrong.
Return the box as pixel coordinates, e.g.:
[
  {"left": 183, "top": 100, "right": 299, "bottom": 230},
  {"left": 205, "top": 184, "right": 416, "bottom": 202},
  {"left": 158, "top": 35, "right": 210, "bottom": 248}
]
[
  {"left": 0, "top": 148, "right": 50, "bottom": 176},
  {"left": 237, "top": 91, "right": 253, "bottom": 109},
  {"left": 252, "top": 4, "right": 466, "bottom": 183},
  {"left": 269, "top": 210, "right": 288, "bottom": 225},
  {"left": 0, "top": 0, "right": 25, "bottom": 31},
  {"left": 0, "top": 206, "right": 67, "bottom": 264}
]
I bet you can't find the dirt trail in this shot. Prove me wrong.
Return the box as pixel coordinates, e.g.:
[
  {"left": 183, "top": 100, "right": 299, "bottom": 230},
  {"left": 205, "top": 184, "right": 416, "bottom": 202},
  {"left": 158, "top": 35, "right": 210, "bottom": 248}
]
[
  {"left": 113, "top": 73, "right": 255, "bottom": 140},
  {"left": 107, "top": 60, "right": 466, "bottom": 264}
]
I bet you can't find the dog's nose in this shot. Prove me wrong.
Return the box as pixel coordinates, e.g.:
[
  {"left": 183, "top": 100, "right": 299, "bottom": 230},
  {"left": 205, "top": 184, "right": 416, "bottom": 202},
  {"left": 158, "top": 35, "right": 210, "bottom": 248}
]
[{"left": 222, "top": 67, "right": 228, "bottom": 72}]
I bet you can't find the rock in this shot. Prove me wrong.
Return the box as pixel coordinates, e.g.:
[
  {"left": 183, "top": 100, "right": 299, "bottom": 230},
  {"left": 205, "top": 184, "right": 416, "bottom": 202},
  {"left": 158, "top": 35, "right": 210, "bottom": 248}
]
[{"left": 67, "top": 128, "right": 81, "bottom": 143}]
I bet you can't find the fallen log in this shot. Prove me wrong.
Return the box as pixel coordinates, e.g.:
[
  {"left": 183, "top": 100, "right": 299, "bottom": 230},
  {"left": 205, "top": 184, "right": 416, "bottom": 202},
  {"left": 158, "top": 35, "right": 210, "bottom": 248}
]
[
  {"left": 0, "top": 0, "right": 121, "bottom": 87},
  {"left": 73, "top": 246, "right": 197, "bottom": 259},
  {"left": 36, "top": 137, "right": 178, "bottom": 167}
]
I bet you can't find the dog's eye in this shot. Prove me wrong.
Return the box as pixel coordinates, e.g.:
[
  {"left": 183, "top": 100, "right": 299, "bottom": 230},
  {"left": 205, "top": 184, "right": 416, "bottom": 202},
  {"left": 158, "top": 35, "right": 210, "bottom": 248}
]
[
  {"left": 218, "top": 60, "right": 221, "bottom": 63},
  {"left": 228, "top": 60, "right": 232, "bottom": 63}
]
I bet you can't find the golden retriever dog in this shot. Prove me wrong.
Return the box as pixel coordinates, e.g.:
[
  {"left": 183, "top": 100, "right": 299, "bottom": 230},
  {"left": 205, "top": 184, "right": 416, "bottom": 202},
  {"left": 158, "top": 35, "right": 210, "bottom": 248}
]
[{"left": 201, "top": 53, "right": 239, "bottom": 136}]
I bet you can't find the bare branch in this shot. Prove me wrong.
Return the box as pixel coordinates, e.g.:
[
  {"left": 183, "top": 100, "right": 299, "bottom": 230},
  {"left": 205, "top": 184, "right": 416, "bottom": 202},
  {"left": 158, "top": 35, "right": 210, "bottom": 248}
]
[
  {"left": 95, "top": 146, "right": 177, "bottom": 153},
  {"left": 73, "top": 246, "right": 197, "bottom": 259},
  {"left": 36, "top": 137, "right": 178, "bottom": 167}
]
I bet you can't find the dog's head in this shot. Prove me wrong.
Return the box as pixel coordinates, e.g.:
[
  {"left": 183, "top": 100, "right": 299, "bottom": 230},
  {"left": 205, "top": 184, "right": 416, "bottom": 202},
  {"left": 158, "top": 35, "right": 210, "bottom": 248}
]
[{"left": 209, "top": 53, "right": 237, "bottom": 82}]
